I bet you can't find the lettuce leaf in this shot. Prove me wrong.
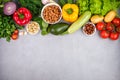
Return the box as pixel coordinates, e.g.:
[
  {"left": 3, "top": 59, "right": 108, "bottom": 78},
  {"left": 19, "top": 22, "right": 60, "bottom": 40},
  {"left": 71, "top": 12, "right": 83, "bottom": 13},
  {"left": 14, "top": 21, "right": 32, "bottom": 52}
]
[
  {"left": 101, "top": 0, "right": 112, "bottom": 15},
  {"left": 76, "top": 0, "right": 120, "bottom": 16},
  {"left": 77, "top": 0, "right": 89, "bottom": 15},
  {"left": 90, "top": 0, "right": 102, "bottom": 15}
]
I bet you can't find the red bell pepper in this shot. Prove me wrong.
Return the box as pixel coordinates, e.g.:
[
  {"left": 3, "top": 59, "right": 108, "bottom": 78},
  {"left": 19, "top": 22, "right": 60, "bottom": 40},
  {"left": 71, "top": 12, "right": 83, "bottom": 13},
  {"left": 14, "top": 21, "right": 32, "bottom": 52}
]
[{"left": 13, "top": 7, "right": 32, "bottom": 26}]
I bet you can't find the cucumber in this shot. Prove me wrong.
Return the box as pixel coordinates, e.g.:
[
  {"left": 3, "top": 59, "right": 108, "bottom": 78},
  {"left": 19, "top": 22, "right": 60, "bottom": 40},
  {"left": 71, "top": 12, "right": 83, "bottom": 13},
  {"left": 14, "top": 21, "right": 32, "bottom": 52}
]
[
  {"left": 48, "top": 23, "right": 69, "bottom": 35},
  {"left": 67, "top": 11, "right": 91, "bottom": 34}
]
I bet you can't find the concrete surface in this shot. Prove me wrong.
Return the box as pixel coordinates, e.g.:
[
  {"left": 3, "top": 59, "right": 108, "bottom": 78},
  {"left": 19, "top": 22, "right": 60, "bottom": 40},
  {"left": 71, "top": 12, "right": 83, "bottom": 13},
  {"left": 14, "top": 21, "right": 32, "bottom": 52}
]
[{"left": 0, "top": 30, "right": 120, "bottom": 80}]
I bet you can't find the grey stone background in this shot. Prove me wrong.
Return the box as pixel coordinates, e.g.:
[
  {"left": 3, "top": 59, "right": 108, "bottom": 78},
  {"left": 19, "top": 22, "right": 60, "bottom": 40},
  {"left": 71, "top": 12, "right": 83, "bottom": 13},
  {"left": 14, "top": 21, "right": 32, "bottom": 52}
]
[{"left": 0, "top": 30, "right": 120, "bottom": 80}]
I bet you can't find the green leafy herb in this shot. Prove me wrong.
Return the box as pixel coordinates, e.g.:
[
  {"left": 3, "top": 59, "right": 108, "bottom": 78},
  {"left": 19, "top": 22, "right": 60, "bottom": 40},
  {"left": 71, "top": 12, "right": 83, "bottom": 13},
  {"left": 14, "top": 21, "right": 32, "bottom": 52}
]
[
  {"left": 67, "top": 0, "right": 73, "bottom": 4},
  {"left": 0, "top": 8, "right": 16, "bottom": 42},
  {"left": 19, "top": 0, "right": 43, "bottom": 17},
  {"left": 59, "top": 0, "right": 66, "bottom": 7},
  {"left": 59, "top": 0, "right": 74, "bottom": 7}
]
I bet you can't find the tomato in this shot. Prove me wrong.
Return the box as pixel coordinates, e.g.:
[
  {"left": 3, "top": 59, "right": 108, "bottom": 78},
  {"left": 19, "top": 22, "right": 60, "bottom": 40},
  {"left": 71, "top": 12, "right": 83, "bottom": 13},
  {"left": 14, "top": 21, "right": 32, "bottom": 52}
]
[
  {"left": 109, "top": 32, "right": 119, "bottom": 40},
  {"left": 116, "top": 26, "right": 120, "bottom": 33},
  {"left": 11, "top": 34, "right": 18, "bottom": 40},
  {"left": 112, "top": 18, "right": 120, "bottom": 26},
  {"left": 100, "top": 30, "right": 109, "bottom": 39},
  {"left": 106, "top": 22, "right": 114, "bottom": 31},
  {"left": 96, "top": 22, "right": 105, "bottom": 31},
  {"left": 14, "top": 29, "right": 19, "bottom": 34}
]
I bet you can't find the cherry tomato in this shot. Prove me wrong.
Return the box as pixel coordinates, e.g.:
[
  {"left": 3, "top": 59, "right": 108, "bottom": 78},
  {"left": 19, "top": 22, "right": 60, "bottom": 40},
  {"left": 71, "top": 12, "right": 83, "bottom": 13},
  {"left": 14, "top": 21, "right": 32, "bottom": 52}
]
[
  {"left": 112, "top": 18, "right": 120, "bottom": 26},
  {"left": 116, "top": 26, "right": 120, "bottom": 33},
  {"left": 96, "top": 22, "right": 105, "bottom": 31},
  {"left": 11, "top": 34, "right": 18, "bottom": 40},
  {"left": 14, "top": 29, "right": 19, "bottom": 34},
  {"left": 100, "top": 30, "right": 109, "bottom": 39},
  {"left": 106, "top": 22, "right": 114, "bottom": 31},
  {"left": 109, "top": 32, "right": 119, "bottom": 40}
]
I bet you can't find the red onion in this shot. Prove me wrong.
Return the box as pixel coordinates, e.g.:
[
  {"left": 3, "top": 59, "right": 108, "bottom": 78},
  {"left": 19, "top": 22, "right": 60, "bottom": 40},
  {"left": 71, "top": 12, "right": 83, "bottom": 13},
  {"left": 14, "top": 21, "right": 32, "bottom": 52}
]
[{"left": 4, "top": 2, "right": 16, "bottom": 15}]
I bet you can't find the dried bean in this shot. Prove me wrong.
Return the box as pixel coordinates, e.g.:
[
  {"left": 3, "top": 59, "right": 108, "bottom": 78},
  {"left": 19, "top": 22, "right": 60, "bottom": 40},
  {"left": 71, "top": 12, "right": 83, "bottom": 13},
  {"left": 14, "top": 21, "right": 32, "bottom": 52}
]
[
  {"left": 83, "top": 23, "right": 95, "bottom": 35},
  {"left": 43, "top": 5, "right": 61, "bottom": 23}
]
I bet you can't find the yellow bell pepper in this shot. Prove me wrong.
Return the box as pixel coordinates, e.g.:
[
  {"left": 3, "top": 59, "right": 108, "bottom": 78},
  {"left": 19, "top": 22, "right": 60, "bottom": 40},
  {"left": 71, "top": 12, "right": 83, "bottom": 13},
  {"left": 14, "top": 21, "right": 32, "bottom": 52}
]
[{"left": 62, "top": 4, "right": 79, "bottom": 23}]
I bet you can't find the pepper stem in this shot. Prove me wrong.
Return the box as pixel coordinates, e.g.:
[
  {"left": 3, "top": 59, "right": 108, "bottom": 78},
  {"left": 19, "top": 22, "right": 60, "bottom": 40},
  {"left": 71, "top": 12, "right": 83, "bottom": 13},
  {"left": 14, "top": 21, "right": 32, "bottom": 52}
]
[
  {"left": 66, "top": 8, "right": 73, "bottom": 15},
  {"left": 19, "top": 14, "right": 24, "bottom": 19},
  {"left": 17, "top": 12, "right": 24, "bottom": 19}
]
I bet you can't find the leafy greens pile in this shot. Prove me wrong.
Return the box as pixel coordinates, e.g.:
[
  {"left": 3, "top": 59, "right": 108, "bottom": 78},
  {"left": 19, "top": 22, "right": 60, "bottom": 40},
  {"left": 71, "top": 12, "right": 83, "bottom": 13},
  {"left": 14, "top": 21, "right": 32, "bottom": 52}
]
[
  {"left": 0, "top": 7, "right": 16, "bottom": 42},
  {"left": 0, "top": 0, "right": 23, "bottom": 42},
  {"left": 77, "top": 0, "right": 120, "bottom": 15},
  {"left": 19, "top": 0, "right": 43, "bottom": 18}
]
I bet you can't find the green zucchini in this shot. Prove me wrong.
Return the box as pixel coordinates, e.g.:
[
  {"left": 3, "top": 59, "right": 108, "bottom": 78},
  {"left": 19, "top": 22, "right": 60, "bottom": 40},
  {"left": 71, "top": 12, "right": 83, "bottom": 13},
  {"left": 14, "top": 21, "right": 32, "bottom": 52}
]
[{"left": 67, "top": 11, "right": 91, "bottom": 34}]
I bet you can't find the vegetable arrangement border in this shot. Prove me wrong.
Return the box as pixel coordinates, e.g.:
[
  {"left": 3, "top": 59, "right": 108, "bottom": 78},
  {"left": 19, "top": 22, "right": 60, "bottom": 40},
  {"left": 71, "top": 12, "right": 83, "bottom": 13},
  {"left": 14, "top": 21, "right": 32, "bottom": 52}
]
[{"left": 0, "top": 0, "right": 120, "bottom": 42}]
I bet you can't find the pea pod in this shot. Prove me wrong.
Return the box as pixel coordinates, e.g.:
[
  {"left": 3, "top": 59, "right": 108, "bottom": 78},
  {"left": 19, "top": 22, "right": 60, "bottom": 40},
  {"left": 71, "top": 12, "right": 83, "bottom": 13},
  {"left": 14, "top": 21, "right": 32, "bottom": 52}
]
[{"left": 48, "top": 23, "right": 69, "bottom": 35}]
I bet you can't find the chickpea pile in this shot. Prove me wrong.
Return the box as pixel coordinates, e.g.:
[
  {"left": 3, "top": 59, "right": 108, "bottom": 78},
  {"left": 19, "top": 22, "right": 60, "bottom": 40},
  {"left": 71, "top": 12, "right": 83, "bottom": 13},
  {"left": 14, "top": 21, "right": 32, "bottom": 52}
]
[{"left": 27, "top": 22, "right": 40, "bottom": 35}]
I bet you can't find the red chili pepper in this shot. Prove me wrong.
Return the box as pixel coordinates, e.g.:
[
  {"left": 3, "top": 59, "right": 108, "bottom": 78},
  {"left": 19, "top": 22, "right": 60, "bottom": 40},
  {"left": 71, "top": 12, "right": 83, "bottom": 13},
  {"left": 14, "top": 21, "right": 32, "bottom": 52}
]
[{"left": 13, "top": 7, "right": 32, "bottom": 26}]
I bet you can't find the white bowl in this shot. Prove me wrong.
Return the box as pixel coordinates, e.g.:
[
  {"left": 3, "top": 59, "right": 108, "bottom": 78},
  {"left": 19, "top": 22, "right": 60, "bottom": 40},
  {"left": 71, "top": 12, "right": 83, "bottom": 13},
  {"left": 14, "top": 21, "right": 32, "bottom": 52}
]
[
  {"left": 41, "top": 2, "right": 62, "bottom": 24},
  {"left": 26, "top": 21, "right": 40, "bottom": 35},
  {"left": 82, "top": 22, "right": 96, "bottom": 36}
]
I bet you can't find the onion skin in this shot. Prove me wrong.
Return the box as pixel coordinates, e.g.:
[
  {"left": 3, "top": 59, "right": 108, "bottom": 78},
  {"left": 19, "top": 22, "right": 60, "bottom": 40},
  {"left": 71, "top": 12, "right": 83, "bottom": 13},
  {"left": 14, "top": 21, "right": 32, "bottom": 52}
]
[{"left": 4, "top": 2, "right": 16, "bottom": 15}]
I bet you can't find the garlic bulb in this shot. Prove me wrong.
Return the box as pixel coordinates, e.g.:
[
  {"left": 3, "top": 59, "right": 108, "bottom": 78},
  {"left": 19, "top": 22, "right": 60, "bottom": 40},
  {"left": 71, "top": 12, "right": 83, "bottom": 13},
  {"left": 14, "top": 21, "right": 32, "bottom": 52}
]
[{"left": 42, "top": 0, "right": 54, "bottom": 5}]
